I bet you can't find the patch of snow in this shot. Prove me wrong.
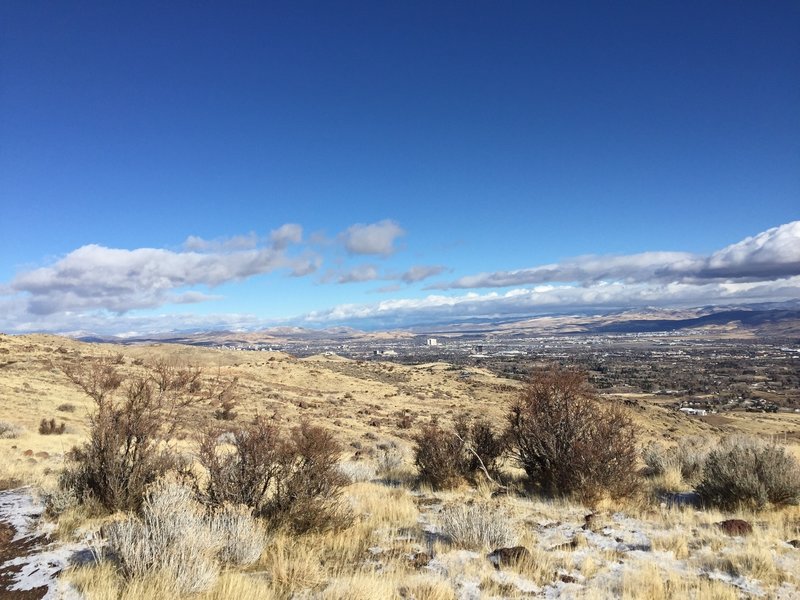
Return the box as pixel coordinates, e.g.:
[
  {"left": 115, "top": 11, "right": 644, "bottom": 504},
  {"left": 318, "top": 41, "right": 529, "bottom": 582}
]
[
  {"left": 0, "top": 488, "right": 90, "bottom": 600},
  {"left": 491, "top": 569, "right": 540, "bottom": 594},
  {"left": 0, "top": 487, "right": 43, "bottom": 541},
  {"left": 704, "top": 569, "right": 766, "bottom": 597}
]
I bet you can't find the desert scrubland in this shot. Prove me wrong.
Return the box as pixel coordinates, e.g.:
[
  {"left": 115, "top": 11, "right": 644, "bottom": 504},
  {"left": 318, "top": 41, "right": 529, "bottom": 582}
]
[{"left": 1, "top": 333, "right": 800, "bottom": 599}]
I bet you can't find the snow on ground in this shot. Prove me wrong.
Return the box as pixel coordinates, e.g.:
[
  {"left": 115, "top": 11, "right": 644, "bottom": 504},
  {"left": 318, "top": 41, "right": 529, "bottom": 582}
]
[{"left": 0, "top": 488, "right": 86, "bottom": 599}]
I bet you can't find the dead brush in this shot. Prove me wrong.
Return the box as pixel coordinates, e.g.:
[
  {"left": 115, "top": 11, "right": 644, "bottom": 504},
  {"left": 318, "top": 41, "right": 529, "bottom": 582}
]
[
  {"left": 39, "top": 417, "right": 66, "bottom": 435},
  {"left": 437, "top": 502, "right": 518, "bottom": 550},
  {"left": 507, "top": 365, "right": 639, "bottom": 503},
  {"left": 199, "top": 417, "right": 352, "bottom": 534}
]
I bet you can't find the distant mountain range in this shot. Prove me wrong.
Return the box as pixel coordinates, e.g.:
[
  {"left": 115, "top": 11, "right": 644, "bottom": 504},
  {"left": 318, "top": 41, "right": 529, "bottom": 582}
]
[{"left": 73, "top": 301, "right": 800, "bottom": 346}]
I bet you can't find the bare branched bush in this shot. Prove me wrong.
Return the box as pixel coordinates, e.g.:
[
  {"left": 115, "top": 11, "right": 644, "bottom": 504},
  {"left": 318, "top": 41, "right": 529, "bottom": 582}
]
[
  {"left": 61, "top": 359, "right": 209, "bottom": 511},
  {"left": 199, "top": 417, "right": 282, "bottom": 510},
  {"left": 39, "top": 417, "right": 66, "bottom": 435},
  {"left": 212, "top": 376, "right": 239, "bottom": 421},
  {"left": 199, "top": 418, "right": 351, "bottom": 534},
  {"left": 465, "top": 417, "right": 507, "bottom": 479},
  {"left": 265, "top": 421, "right": 352, "bottom": 533},
  {"left": 413, "top": 421, "right": 469, "bottom": 490},
  {"left": 507, "top": 366, "right": 639, "bottom": 503},
  {"left": 696, "top": 436, "right": 800, "bottom": 510},
  {"left": 437, "top": 503, "right": 518, "bottom": 550},
  {"left": 413, "top": 415, "right": 506, "bottom": 490}
]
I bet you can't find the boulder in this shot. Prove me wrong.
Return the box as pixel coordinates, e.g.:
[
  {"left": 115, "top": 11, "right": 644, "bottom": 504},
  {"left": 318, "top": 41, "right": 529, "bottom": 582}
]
[
  {"left": 716, "top": 519, "right": 753, "bottom": 536},
  {"left": 487, "top": 546, "right": 531, "bottom": 568}
]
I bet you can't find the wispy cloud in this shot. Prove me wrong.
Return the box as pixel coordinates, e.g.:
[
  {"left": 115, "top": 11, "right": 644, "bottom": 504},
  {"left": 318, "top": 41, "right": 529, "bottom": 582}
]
[
  {"left": 401, "top": 265, "right": 448, "bottom": 283},
  {"left": 340, "top": 219, "right": 405, "bottom": 256},
  {"left": 322, "top": 263, "right": 449, "bottom": 285},
  {"left": 429, "top": 221, "right": 800, "bottom": 289}
]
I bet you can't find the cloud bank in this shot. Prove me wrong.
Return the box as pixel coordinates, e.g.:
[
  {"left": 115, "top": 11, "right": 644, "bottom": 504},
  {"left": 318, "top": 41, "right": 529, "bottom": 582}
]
[
  {"left": 2, "top": 220, "right": 798, "bottom": 335},
  {"left": 10, "top": 225, "right": 313, "bottom": 315},
  {"left": 429, "top": 221, "right": 800, "bottom": 289}
]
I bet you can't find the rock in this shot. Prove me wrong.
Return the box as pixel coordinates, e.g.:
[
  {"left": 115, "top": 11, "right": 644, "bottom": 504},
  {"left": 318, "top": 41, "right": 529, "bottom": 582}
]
[
  {"left": 410, "top": 552, "right": 430, "bottom": 568},
  {"left": 582, "top": 513, "right": 595, "bottom": 530},
  {"left": 787, "top": 539, "right": 800, "bottom": 548},
  {"left": 34, "top": 452, "right": 49, "bottom": 459},
  {"left": 487, "top": 546, "right": 531, "bottom": 568},
  {"left": 22, "top": 450, "right": 33, "bottom": 457},
  {"left": 560, "top": 574, "right": 577, "bottom": 584},
  {"left": 716, "top": 519, "right": 753, "bottom": 536}
]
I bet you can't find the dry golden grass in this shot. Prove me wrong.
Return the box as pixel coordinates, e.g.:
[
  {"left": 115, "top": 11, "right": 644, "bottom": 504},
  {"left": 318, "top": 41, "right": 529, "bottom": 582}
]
[{"left": 3, "top": 333, "right": 800, "bottom": 599}]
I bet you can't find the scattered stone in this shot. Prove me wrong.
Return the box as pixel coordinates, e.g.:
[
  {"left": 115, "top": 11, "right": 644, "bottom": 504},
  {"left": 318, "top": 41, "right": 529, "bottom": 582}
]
[
  {"left": 34, "top": 452, "right": 49, "bottom": 459},
  {"left": 787, "top": 539, "right": 800, "bottom": 548},
  {"left": 22, "top": 450, "right": 33, "bottom": 457},
  {"left": 487, "top": 546, "right": 531, "bottom": 568},
  {"left": 560, "top": 574, "right": 577, "bottom": 584},
  {"left": 716, "top": 519, "right": 753, "bottom": 536}
]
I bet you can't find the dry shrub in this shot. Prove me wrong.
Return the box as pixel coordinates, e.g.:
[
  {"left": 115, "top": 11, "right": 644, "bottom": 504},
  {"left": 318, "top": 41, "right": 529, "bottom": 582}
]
[
  {"left": 199, "top": 418, "right": 351, "bottom": 534},
  {"left": 507, "top": 366, "right": 639, "bottom": 503},
  {"left": 413, "top": 415, "right": 506, "bottom": 490},
  {"left": 696, "top": 436, "right": 800, "bottom": 510},
  {"left": 105, "top": 478, "right": 221, "bottom": 594},
  {"left": 374, "top": 442, "right": 406, "bottom": 481},
  {"left": 61, "top": 359, "right": 208, "bottom": 512},
  {"left": 643, "top": 436, "right": 711, "bottom": 484},
  {"left": 413, "top": 422, "right": 468, "bottom": 490},
  {"left": 200, "top": 417, "right": 283, "bottom": 510},
  {"left": 437, "top": 502, "right": 518, "bottom": 550},
  {"left": 208, "top": 503, "right": 267, "bottom": 567},
  {"left": 103, "top": 478, "right": 265, "bottom": 594},
  {"left": 212, "top": 376, "right": 239, "bottom": 421},
  {"left": 39, "top": 417, "right": 66, "bottom": 435},
  {"left": 338, "top": 460, "right": 377, "bottom": 483},
  {"left": 0, "top": 420, "right": 25, "bottom": 439}
]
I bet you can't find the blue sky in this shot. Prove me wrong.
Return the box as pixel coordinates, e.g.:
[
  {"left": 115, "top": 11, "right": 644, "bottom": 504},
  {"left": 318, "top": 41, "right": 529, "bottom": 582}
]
[{"left": 1, "top": 1, "right": 798, "bottom": 334}]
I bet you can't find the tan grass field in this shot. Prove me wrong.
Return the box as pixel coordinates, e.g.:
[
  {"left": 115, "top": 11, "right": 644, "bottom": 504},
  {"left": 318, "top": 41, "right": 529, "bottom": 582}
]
[{"left": 1, "top": 333, "right": 800, "bottom": 599}]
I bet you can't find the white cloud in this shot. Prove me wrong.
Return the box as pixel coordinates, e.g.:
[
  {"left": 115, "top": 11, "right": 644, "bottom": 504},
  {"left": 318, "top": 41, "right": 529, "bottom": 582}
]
[
  {"left": 303, "top": 276, "right": 800, "bottom": 327},
  {"left": 340, "top": 219, "right": 405, "bottom": 256},
  {"left": 11, "top": 224, "right": 317, "bottom": 316},
  {"left": 336, "top": 264, "right": 380, "bottom": 284},
  {"left": 430, "top": 221, "right": 800, "bottom": 289},
  {"left": 269, "top": 224, "right": 304, "bottom": 249},
  {"left": 701, "top": 221, "right": 800, "bottom": 280}
]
